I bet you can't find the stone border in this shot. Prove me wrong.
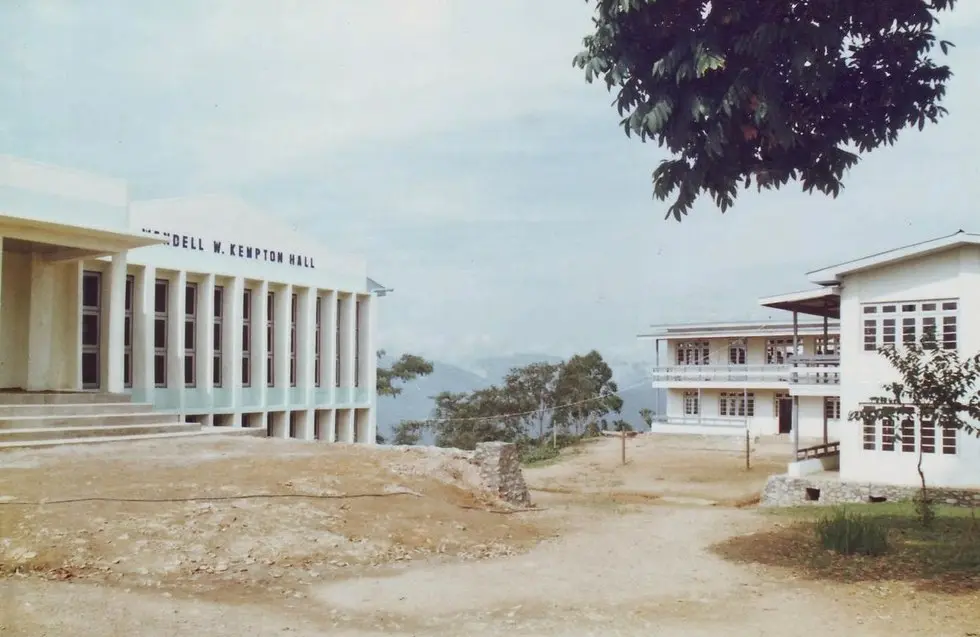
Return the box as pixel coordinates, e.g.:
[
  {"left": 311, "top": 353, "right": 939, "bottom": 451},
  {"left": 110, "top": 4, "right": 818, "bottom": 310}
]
[{"left": 761, "top": 474, "right": 980, "bottom": 508}]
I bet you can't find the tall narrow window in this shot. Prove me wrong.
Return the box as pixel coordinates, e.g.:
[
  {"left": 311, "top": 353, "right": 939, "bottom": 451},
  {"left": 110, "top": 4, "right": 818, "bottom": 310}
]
[
  {"left": 675, "top": 341, "right": 710, "bottom": 365},
  {"left": 154, "top": 279, "right": 169, "bottom": 387},
  {"left": 682, "top": 391, "right": 699, "bottom": 416},
  {"left": 354, "top": 299, "right": 361, "bottom": 388},
  {"left": 81, "top": 271, "right": 102, "bottom": 389},
  {"left": 267, "top": 291, "right": 276, "bottom": 387},
  {"left": 213, "top": 286, "right": 224, "bottom": 387},
  {"left": 242, "top": 288, "right": 252, "bottom": 386},
  {"left": 815, "top": 335, "right": 839, "bottom": 356},
  {"left": 314, "top": 296, "right": 322, "bottom": 387},
  {"left": 184, "top": 283, "right": 197, "bottom": 387},
  {"left": 124, "top": 274, "right": 134, "bottom": 388},
  {"left": 765, "top": 339, "right": 799, "bottom": 364},
  {"left": 823, "top": 396, "right": 841, "bottom": 420},
  {"left": 335, "top": 297, "right": 342, "bottom": 387},
  {"left": 728, "top": 339, "right": 746, "bottom": 365},
  {"left": 719, "top": 392, "right": 755, "bottom": 417},
  {"left": 289, "top": 293, "right": 298, "bottom": 387},
  {"left": 941, "top": 425, "right": 957, "bottom": 455}
]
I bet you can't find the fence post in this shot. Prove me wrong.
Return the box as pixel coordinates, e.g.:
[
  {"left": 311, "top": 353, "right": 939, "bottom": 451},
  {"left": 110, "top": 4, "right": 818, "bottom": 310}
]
[{"left": 745, "top": 428, "right": 751, "bottom": 471}]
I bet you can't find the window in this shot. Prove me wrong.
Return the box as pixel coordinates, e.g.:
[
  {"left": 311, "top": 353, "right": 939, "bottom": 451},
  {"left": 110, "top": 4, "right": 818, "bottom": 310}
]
[
  {"left": 824, "top": 396, "right": 841, "bottom": 420},
  {"left": 682, "top": 391, "right": 699, "bottom": 416},
  {"left": 124, "top": 274, "right": 134, "bottom": 388},
  {"left": 289, "top": 293, "right": 298, "bottom": 387},
  {"left": 942, "top": 425, "right": 957, "bottom": 455},
  {"left": 354, "top": 299, "right": 361, "bottom": 388},
  {"left": 213, "top": 286, "right": 224, "bottom": 387},
  {"left": 765, "top": 339, "right": 799, "bottom": 364},
  {"left": 881, "top": 417, "right": 895, "bottom": 452},
  {"left": 675, "top": 341, "right": 710, "bottom": 365},
  {"left": 267, "top": 291, "right": 276, "bottom": 387},
  {"left": 154, "top": 279, "right": 169, "bottom": 387},
  {"left": 862, "top": 411, "right": 956, "bottom": 455},
  {"left": 335, "top": 297, "right": 342, "bottom": 387},
  {"left": 920, "top": 420, "right": 936, "bottom": 454},
  {"left": 862, "top": 413, "right": 877, "bottom": 450},
  {"left": 184, "top": 283, "right": 197, "bottom": 387},
  {"left": 719, "top": 392, "right": 754, "bottom": 417},
  {"left": 242, "top": 288, "right": 252, "bottom": 386},
  {"left": 728, "top": 339, "right": 746, "bottom": 365},
  {"left": 314, "top": 296, "right": 322, "bottom": 387},
  {"left": 815, "top": 335, "right": 839, "bottom": 356},
  {"left": 81, "top": 271, "right": 102, "bottom": 389},
  {"left": 861, "top": 300, "right": 958, "bottom": 351}
]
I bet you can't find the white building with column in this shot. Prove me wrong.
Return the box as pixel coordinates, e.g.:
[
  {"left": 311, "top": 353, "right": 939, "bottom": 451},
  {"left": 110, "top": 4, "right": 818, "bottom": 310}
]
[{"left": 0, "top": 155, "right": 380, "bottom": 444}]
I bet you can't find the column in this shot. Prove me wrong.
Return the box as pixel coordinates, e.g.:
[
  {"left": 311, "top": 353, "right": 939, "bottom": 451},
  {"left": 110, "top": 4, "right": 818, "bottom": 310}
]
[
  {"left": 104, "top": 252, "right": 128, "bottom": 393},
  {"left": 224, "top": 276, "right": 243, "bottom": 422},
  {"left": 792, "top": 395, "right": 800, "bottom": 457},
  {"left": 339, "top": 293, "right": 356, "bottom": 400},
  {"left": 361, "top": 293, "right": 378, "bottom": 444},
  {"left": 297, "top": 287, "right": 315, "bottom": 406},
  {"left": 133, "top": 265, "right": 155, "bottom": 404},
  {"left": 322, "top": 289, "right": 338, "bottom": 399},
  {"left": 254, "top": 280, "right": 269, "bottom": 411},
  {"left": 0, "top": 237, "right": 4, "bottom": 347},
  {"left": 196, "top": 273, "right": 215, "bottom": 420},
  {"left": 275, "top": 283, "right": 291, "bottom": 412},
  {"left": 167, "top": 270, "right": 187, "bottom": 413}
]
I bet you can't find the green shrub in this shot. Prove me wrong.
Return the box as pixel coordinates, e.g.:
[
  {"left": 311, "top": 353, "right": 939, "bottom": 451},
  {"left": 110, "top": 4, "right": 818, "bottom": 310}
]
[
  {"left": 813, "top": 508, "right": 889, "bottom": 556},
  {"left": 519, "top": 444, "right": 560, "bottom": 465}
]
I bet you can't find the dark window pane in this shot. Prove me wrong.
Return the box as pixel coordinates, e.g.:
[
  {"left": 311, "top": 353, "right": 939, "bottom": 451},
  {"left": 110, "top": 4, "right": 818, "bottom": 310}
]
[
  {"left": 267, "top": 325, "right": 273, "bottom": 346},
  {"left": 267, "top": 357, "right": 274, "bottom": 386},
  {"left": 155, "top": 280, "right": 168, "bottom": 313},
  {"left": 242, "top": 324, "right": 250, "bottom": 352},
  {"left": 267, "top": 292, "right": 275, "bottom": 317},
  {"left": 922, "top": 303, "right": 937, "bottom": 312},
  {"left": 184, "top": 320, "right": 195, "bottom": 350},
  {"left": 213, "top": 356, "right": 222, "bottom": 386},
  {"left": 81, "top": 352, "right": 99, "bottom": 386},
  {"left": 184, "top": 355, "right": 195, "bottom": 386},
  {"left": 125, "top": 276, "right": 134, "bottom": 310},
  {"left": 185, "top": 284, "right": 196, "bottom": 316},
  {"left": 154, "top": 354, "right": 166, "bottom": 386},
  {"left": 242, "top": 357, "right": 251, "bottom": 386},
  {"left": 82, "top": 313, "right": 99, "bottom": 347},
  {"left": 82, "top": 272, "right": 101, "bottom": 308},
  {"left": 214, "top": 287, "right": 224, "bottom": 318},
  {"left": 213, "top": 322, "right": 222, "bottom": 351},
  {"left": 243, "top": 290, "right": 251, "bottom": 319},
  {"left": 291, "top": 294, "right": 298, "bottom": 322},
  {"left": 124, "top": 353, "right": 132, "bottom": 387},
  {"left": 124, "top": 316, "right": 132, "bottom": 347},
  {"left": 942, "top": 301, "right": 957, "bottom": 311},
  {"left": 154, "top": 319, "right": 167, "bottom": 349}
]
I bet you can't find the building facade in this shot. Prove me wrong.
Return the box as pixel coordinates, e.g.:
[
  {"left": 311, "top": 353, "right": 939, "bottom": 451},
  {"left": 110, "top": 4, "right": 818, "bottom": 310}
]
[
  {"left": 642, "top": 320, "right": 841, "bottom": 439},
  {"left": 0, "top": 155, "right": 379, "bottom": 443},
  {"left": 643, "top": 231, "right": 980, "bottom": 489}
]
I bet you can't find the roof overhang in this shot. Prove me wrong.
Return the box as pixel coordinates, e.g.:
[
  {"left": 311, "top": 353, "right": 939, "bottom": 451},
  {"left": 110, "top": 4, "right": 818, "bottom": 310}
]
[
  {"left": 366, "top": 277, "right": 393, "bottom": 297},
  {"left": 0, "top": 214, "right": 165, "bottom": 262},
  {"left": 806, "top": 231, "right": 980, "bottom": 285},
  {"left": 758, "top": 286, "right": 841, "bottom": 320},
  {"left": 638, "top": 319, "right": 839, "bottom": 340}
]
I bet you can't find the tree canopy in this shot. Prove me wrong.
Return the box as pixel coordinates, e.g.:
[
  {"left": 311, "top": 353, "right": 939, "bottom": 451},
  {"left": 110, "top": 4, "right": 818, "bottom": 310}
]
[
  {"left": 574, "top": 0, "right": 959, "bottom": 219},
  {"left": 376, "top": 350, "right": 434, "bottom": 398}
]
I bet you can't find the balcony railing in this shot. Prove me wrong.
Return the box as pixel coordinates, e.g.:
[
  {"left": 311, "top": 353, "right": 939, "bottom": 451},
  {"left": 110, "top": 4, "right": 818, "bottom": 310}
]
[
  {"left": 652, "top": 356, "right": 840, "bottom": 385},
  {"left": 651, "top": 415, "right": 748, "bottom": 429}
]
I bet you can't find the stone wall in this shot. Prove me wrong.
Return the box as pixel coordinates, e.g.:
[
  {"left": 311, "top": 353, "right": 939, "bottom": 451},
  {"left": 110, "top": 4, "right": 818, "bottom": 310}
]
[
  {"left": 472, "top": 442, "right": 531, "bottom": 507},
  {"left": 761, "top": 474, "right": 980, "bottom": 508}
]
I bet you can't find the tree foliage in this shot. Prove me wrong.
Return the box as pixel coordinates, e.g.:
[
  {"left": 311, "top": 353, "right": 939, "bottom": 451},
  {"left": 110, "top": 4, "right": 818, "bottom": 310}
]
[
  {"left": 574, "top": 0, "right": 958, "bottom": 219},
  {"left": 376, "top": 349, "right": 434, "bottom": 398},
  {"left": 404, "top": 350, "right": 624, "bottom": 450}
]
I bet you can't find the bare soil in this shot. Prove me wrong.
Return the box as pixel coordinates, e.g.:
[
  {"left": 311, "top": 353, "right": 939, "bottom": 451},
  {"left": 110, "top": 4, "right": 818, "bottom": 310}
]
[{"left": 2, "top": 434, "right": 978, "bottom": 636}]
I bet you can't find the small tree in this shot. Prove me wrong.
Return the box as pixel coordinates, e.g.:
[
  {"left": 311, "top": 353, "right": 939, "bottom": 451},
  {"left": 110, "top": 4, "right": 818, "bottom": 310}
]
[
  {"left": 849, "top": 331, "right": 980, "bottom": 525},
  {"left": 376, "top": 350, "right": 434, "bottom": 398}
]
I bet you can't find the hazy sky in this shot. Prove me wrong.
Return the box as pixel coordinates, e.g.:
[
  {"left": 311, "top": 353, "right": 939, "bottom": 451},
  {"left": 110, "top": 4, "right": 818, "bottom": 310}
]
[{"left": 2, "top": 1, "right": 979, "bottom": 364}]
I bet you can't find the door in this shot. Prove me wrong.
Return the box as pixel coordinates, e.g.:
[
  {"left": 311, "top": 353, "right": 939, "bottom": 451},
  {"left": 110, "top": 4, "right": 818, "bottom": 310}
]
[
  {"left": 81, "top": 271, "right": 102, "bottom": 389},
  {"left": 778, "top": 398, "right": 793, "bottom": 434}
]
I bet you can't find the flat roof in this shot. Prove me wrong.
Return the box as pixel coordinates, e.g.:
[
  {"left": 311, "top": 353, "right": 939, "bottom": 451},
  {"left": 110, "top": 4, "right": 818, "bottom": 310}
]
[
  {"left": 807, "top": 230, "right": 980, "bottom": 285},
  {"left": 758, "top": 286, "right": 840, "bottom": 319},
  {"left": 639, "top": 319, "right": 839, "bottom": 340}
]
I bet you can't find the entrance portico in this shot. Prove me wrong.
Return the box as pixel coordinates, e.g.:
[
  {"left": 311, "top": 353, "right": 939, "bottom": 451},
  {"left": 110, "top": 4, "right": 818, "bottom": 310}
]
[{"left": 0, "top": 215, "right": 163, "bottom": 393}]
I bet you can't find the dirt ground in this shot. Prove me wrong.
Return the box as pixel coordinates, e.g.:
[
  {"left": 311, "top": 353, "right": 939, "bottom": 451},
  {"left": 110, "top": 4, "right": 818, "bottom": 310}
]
[{"left": 2, "top": 434, "right": 978, "bottom": 636}]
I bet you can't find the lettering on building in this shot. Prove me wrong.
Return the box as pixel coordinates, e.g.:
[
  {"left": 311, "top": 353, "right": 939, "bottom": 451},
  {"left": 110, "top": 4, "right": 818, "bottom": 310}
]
[{"left": 140, "top": 228, "right": 316, "bottom": 269}]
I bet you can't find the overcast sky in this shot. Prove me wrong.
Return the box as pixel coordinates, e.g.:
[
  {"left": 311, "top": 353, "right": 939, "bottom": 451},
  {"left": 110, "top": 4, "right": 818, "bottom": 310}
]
[{"left": 2, "top": 1, "right": 979, "bottom": 365}]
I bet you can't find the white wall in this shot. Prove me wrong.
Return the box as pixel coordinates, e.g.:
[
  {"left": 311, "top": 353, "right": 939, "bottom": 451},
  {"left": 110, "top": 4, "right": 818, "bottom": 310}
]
[
  {"left": 0, "top": 251, "right": 30, "bottom": 388},
  {"left": 839, "top": 246, "right": 980, "bottom": 487}
]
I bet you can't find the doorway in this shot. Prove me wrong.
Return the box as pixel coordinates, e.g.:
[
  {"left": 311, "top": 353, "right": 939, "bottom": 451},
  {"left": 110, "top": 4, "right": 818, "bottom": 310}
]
[
  {"left": 778, "top": 397, "right": 793, "bottom": 435},
  {"left": 81, "top": 270, "right": 102, "bottom": 389}
]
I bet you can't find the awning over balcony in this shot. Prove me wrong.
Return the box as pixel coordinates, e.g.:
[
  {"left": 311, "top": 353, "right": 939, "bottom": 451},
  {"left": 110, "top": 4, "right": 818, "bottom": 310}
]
[{"left": 758, "top": 286, "right": 840, "bottom": 320}]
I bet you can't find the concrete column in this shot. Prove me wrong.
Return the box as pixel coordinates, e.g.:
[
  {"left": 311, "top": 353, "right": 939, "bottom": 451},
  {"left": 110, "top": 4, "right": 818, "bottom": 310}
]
[
  {"left": 297, "top": 287, "right": 315, "bottom": 406},
  {"left": 254, "top": 280, "right": 268, "bottom": 407},
  {"left": 104, "top": 252, "right": 128, "bottom": 393},
  {"left": 167, "top": 270, "right": 186, "bottom": 412},
  {"left": 275, "top": 283, "right": 292, "bottom": 403},
  {"left": 224, "top": 276, "right": 243, "bottom": 421},
  {"left": 792, "top": 395, "right": 800, "bottom": 456},
  {"left": 323, "top": 290, "right": 338, "bottom": 397},
  {"left": 360, "top": 294, "right": 377, "bottom": 443},
  {"left": 339, "top": 293, "right": 356, "bottom": 399},
  {"left": 133, "top": 265, "right": 155, "bottom": 403},
  {"left": 196, "top": 274, "right": 215, "bottom": 416},
  {"left": 25, "top": 257, "right": 55, "bottom": 392}
]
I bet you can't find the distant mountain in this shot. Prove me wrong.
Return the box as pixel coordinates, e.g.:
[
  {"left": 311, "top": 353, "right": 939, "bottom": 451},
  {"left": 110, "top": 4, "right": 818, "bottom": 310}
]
[{"left": 376, "top": 352, "right": 664, "bottom": 442}]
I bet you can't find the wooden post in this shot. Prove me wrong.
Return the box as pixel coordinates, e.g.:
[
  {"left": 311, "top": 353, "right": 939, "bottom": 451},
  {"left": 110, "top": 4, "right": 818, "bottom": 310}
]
[
  {"left": 621, "top": 430, "right": 627, "bottom": 465},
  {"left": 745, "top": 429, "right": 751, "bottom": 470}
]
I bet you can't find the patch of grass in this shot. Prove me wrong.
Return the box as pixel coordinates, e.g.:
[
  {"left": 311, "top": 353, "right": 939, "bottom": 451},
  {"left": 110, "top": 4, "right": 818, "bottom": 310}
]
[
  {"left": 520, "top": 444, "right": 562, "bottom": 467},
  {"left": 715, "top": 504, "right": 980, "bottom": 593},
  {"left": 813, "top": 508, "right": 889, "bottom": 556}
]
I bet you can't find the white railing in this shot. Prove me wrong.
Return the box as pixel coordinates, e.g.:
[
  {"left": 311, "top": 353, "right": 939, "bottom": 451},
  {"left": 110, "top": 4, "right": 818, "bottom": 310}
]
[
  {"left": 651, "top": 357, "right": 840, "bottom": 385},
  {"left": 650, "top": 416, "right": 748, "bottom": 431}
]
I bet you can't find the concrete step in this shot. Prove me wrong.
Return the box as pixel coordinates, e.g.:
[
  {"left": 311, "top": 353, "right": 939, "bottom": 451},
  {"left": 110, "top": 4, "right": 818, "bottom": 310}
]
[
  {"left": 0, "top": 426, "right": 266, "bottom": 450},
  {"left": 0, "top": 412, "right": 180, "bottom": 430},
  {"left": 0, "top": 403, "right": 156, "bottom": 418},
  {"left": 0, "top": 422, "right": 200, "bottom": 443},
  {"left": 0, "top": 391, "right": 133, "bottom": 405}
]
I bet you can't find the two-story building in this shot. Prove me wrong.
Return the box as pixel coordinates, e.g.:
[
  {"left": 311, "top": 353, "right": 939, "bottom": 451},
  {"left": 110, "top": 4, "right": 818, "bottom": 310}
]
[
  {"left": 0, "top": 155, "right": 381, "bottom": 446},
  {"left": 643, "top": 231, "right": 980, "bottom": 490}
]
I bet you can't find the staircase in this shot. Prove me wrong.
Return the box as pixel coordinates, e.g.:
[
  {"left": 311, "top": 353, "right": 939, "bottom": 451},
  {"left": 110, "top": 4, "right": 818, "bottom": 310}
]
[{"left": 0, "top": 391, "right": 262, "bottom": 450}]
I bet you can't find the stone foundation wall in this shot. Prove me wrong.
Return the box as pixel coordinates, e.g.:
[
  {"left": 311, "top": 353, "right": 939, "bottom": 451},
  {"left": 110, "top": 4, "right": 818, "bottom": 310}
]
[
  {"left": 761, "top": 474, "right": 980, "bottom": 508},
  {"left": 472, "top": 442, "right": 531, "bottom": 507}
]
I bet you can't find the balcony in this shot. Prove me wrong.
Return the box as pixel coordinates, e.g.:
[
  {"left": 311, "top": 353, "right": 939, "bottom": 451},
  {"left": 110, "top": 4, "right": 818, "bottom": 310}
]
[{"left": 651, "top": 356, "right": 840, "bottom": 392}]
